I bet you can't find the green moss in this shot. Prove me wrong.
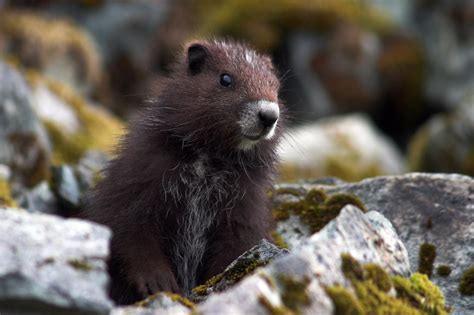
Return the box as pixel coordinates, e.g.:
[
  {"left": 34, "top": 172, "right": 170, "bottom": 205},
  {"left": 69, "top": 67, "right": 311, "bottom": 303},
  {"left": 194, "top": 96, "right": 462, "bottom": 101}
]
[
  {"left": 25, "top": 71, "right": 124, "bottom": 164},
  {"left": 164, "top": 292, "right": 196, "bottom": 309},
  {"left": 459, "top": 266, "right": 474, "bottom": 296},
  {"left": 341, "top": 253, "right": 365, "bottom": 281},
  {"left": 276, "top": 274, "right": 310, "bottom": 313},
  {"left": 364, "top": 263, "right": 392, "bottom": 292},
  {"left": 272, "top": 189, "right": 366, "bottom": 233},
  {"left": 436, "top": 265, "right": 451, "bottom": 277},
  {"left": 258, "top": 295, "right": 294, "bottom": 315},
  {"left": 271, "top": 231, "right": 289, "bottom": 249},
  {"left": 0, "top": 178, "right": 16, "bottom": 208},
  {"left": 193, "top": 256, "right": 271, "bottom": 296},
  {"left": 194, "top": 0, "right": 392, "bottom": 52},
  {"left": 330, "top": 254, "right": 447, "bottom": 315},
  {"left": 325, "top": 285, "right": 364, "bottom": 315},
  {"left": 418, "top": 243, "right": 436, "bottom": 278},
  {"left": 192, "top": 273, "right": 224, "bottom": 296},
  {"left": 68, "top": 259, "right": 93, "bottom": 271},
  {"left": 325, "top": 193, "right": 367, "bottom": 212},
  {"left": 273, "top": 205, "right": 292, "bottom": 221},
  {"left": 353, "top": 280, "right": 422, "bottom": 315},
  {"left": 392, "top": 273, "right": 446, "bottom": 314}
]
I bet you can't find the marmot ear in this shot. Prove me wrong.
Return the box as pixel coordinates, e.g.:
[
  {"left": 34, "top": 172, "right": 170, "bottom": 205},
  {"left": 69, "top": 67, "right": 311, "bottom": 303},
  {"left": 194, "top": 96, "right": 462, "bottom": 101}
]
[{"left": 187, "top": 43, "right": 208, "bottom": 75}]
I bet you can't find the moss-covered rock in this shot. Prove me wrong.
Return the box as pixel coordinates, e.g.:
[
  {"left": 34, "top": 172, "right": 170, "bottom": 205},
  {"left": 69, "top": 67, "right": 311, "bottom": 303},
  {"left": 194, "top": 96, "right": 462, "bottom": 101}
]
[
  {"left": 327, "top": 254, "right": 448, "bottom": 315},
  {"left": 271, "top": 231, "right": 289, "bottom": 250},
  {"left": 278, "top": 114, "right": 405, "bottom": 182},
  {"left": 0, "top": 9, "right": 102, "bottom": 96},
  {"left": 132, "top": 292, "right": 195, "bottom": 314},
  {"left": 193, "top": 0, "right": 392, "bottom": 51},
  {"left": 26, "top": 71, "right": 124, "bottom": 164},
  {"left": 191, "top": 240, "right": 288, "bottom": 301},
  {"left": 272, "top": 188, "right": 366, "bottom": 234},
  {"left": 325, "top": 285, "right": 365, "bottom": 315},
  {"left": 275, "top": 274, "right": 310, "bottom": 313}
]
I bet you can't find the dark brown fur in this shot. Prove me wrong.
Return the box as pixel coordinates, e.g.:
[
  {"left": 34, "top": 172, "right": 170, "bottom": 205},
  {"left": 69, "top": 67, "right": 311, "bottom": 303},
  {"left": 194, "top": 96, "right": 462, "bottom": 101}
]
[{"left": 83, "top": 39, "right": 285, "bottom": 305}]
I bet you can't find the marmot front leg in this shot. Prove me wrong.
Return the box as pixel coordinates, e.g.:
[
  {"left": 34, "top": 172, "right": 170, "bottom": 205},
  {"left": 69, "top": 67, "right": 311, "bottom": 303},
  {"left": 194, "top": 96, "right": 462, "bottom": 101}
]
[
  {"left": 198, "top": 222, "right": 269, "bottom": 285},
  {"left": 111, "top": 232, "right": 180, "bottom": 302}
]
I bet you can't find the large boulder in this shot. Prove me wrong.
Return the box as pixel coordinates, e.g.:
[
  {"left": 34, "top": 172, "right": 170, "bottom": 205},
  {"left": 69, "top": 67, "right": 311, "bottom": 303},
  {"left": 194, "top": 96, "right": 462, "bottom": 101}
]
[
  {"left": 278, "top": 114, "right": 405, "bottom": 182},
  {"left": 116, "top": 206, "right": 448, "bottom": 315},
  {"left": 197, "top": 206, "right": 440, "bottom": 315},
  {"left": 0, "top": 208, "right": 113, "bottom": 314},
  {"left": 274, "top": 173, "right": 473, "bottom": 314}
]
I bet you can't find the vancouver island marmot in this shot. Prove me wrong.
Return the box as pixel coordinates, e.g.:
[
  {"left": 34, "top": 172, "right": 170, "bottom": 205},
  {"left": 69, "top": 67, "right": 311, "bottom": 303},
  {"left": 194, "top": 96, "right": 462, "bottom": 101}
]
[{"left": 84, "top": 39, "right": 285, "bottom": 305}]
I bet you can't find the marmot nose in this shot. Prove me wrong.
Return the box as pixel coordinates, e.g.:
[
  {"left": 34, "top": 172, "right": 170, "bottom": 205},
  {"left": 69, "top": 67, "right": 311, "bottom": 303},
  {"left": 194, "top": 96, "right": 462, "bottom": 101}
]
[{"left": 258, "top": 108, "right": 279, "bottom": 128}]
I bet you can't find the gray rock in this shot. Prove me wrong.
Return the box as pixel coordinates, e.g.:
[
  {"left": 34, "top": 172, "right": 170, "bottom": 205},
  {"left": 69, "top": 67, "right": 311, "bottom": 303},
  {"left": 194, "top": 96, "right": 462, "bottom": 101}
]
[
  {"left": 197, "top": 206, "right": 410, "bottom": 315},
  {"left": 51, "top": 165, "right": 82, "bottom": 216},
  {"left": 17, "top": 181, "right": 59, "bottom": 215},
  {"left": 75, "top": 150, "right": 108, "bottom": 194},
  {"left": 111, "top": 293, "right": 190, "bottom": 315},
  {"left": 0, "top": 62, "right": 51, "bottom": 187},
  {"left": 190, "top": 239, "right": 289, "bottom": 302},
  {"left": 280, "top": 173, "right": 473, "bottom": 314},
  {"left": 278, "top": 114, "right": 406, "bottom": 181},
  {"left": 48, "top": 151, "right": 107, "bottom": 216},
  {"left": 275, "top": 214, "right": 311, "bottom": 250},
  {"left": 0, "top": 208, "right": 113, "bottom": 314}
]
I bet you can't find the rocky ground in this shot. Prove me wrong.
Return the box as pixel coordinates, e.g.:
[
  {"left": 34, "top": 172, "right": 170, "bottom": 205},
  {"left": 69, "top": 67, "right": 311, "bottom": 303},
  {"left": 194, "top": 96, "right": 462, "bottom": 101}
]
[
  {"left": 1, "top": 171, "right": 472, "bottom": 314},
  {"left": 0, "top": 1, "right": 473, "bottom": 314}
]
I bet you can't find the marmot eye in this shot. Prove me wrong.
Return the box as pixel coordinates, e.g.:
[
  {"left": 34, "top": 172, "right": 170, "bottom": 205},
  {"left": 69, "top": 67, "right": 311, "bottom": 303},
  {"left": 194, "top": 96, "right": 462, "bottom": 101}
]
[{"left": 219, "top": 73, "right": 233, "bottom": 87}]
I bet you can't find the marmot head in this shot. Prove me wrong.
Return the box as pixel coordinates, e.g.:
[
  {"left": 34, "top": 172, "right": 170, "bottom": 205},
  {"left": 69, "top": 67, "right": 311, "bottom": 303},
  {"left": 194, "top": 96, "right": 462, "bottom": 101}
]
[{"left": 148, "top": 39, "right": 285, "bottom": 158}]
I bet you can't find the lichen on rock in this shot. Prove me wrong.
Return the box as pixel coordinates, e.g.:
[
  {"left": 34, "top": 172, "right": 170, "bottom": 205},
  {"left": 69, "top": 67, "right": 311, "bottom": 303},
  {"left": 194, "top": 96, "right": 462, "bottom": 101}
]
[
  {"left": 26, "top": 71, "right": 124, "bottom": 164},
  {"left": 326, "top": 254, "right": 448, "bottom": 315},
  {"left": 191, "top": 240, "right": 288, "bottom": 301},
  {"left": 272, "top": 187, "right": 366, "bottom": 234},
  {"left": 459, "top": 267, "right": 474, "bottom": 296}
]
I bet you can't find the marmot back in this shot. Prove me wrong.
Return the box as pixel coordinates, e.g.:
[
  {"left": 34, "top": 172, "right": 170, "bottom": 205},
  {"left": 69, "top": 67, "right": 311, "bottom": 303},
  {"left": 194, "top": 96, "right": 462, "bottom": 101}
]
[{"left": 83, "top": 39, "right": 285, "bottom": 305}]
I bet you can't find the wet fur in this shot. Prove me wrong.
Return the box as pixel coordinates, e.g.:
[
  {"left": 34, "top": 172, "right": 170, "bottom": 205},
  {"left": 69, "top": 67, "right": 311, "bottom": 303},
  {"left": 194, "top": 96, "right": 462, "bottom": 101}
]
[{"left": 83, "top": 40, "right": 285, "bottom": 305}]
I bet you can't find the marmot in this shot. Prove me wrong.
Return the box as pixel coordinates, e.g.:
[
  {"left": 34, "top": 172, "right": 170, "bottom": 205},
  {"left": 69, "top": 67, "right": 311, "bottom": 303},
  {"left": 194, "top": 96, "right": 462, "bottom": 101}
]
[{"left": 84, "top": 39, "right": 285, "bottom": 305}]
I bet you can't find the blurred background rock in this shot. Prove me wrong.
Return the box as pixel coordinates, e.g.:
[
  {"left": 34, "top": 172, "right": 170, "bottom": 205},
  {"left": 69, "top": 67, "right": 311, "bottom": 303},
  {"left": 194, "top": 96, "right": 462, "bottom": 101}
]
[{"left": 0, "top": 0, "right": 473, "bottom": 211}]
